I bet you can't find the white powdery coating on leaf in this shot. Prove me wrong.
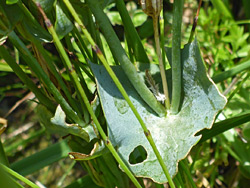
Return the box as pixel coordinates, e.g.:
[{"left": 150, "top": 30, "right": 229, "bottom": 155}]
[{"left": 91, "top": 40, "right": 227, "bottom": 183}]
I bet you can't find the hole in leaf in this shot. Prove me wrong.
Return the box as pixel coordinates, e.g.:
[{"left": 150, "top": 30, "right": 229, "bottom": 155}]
[{"left": 129, "top": 145, "right": 147, "bottom": 165}]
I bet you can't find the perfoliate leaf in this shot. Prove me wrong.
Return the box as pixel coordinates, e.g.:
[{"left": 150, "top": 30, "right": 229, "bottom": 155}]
[{"left": 91, "top": 39, "right": 226, "bottom": 183}]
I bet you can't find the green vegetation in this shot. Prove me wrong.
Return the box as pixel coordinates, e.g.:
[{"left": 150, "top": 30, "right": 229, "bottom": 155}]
[{"left": 1, "top": 0, "right": 250, "bottom": 187}]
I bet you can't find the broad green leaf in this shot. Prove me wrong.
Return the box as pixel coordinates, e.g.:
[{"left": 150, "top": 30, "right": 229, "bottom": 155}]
[
  {"left": 91, "top": 39, "right": 226, "bottom": 183},
  {"left": 55, "top": 4, "right": 73, "bottom": 39},
  {"left": 36, "top": 105, "right": 97, "bottom": 142}
]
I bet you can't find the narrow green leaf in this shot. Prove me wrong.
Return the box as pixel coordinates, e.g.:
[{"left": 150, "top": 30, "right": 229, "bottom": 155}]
[
  {"left": 6, "top": 0, "right": 18, "bottom": 5},
  {"left": 86, "top": 0, "right": 166, "bottom": 117},
  {"left": 0, "top": 164, "right": 39, "bottom": 188},
  {"left": 0, "top": 0, "right": 23, "bottom": 39},
  {"left": 197, "top": 113, "right": 250, "bottom": 143},
  {"left": 8, "top": 31, "right": 84, "bottom": 128},
  {"left": 0, "top": 164, "right": 23, "bottom": 188},
  {"left": 17, "top": 16, "right": 52, "bottom": 42},
  {"left": 0, "top": 140, "right": 9, "bottom": 167},
  {"left": 0, "top": 45, "right": 55, "bottom": 112},
  {"left": 55, "top": 4, "right": 73, "bottom": 39},
  {"left": 11, "top": 140, "right": 70, "bottom": 176},
  {"left": 210, "top": 0, "right": 232, "bottom": 19},
  {"left": 64, "top": 175, "right": 101, "bottom": 188},
  {"left": 212, "top": 60, "right": 250, "bottom": 83},
  {"left": 116, "top": 0, "right": 150, "bottom": 64},
  {"left": 33, "top": 0, "right": 56, "bottom": 13}
]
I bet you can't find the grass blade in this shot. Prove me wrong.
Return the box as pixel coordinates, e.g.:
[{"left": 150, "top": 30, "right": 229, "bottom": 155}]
[
  {"left": 171, "top": 0, "right": 184, "bottom": 114},
  {"left": 11, "top": 140, "right": 70, "bottom": 176},
  {"left": 212, "top": 60, "right": 250, "bottom": 83},
  {"left": 197, "top": 113, "right": 250, "bottom": 143},
  {"left": 0, "top": 163, "right": 39, "bottom": 188}
]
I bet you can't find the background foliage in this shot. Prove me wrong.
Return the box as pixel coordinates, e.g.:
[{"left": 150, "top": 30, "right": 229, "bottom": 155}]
[{"left": 1, "top": 0, "right": 250, "bottom": 187}]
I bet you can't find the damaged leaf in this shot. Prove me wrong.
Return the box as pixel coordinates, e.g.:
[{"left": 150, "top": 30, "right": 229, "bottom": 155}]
[
  {"left": 90, "top": 39, "right": 227, "bottom": 183},
  {"left": 36, "top": 105, "right": 97, "bottom": 142}
]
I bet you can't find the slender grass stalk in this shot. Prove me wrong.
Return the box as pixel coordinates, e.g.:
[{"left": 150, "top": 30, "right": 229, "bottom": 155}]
[
  {"left": 62, "top": 0, "right": 175, "bottom": 186},
  {"left": 8, "top": 31, "right": 85, "bottom": 124},
  {"left": 179, "top": 160, "right": 196, "bottom": 188},
  {"left": 57, "top": 161, "right": 76, "bottom": 187},
  {"left": 212, "top": 60, "right": 250, "bottom": 83},
  {"left": 35, "top": 3, "right": 142, "bottom": 188},
  {"left": 197, "top": 112, "right": 250, "bottom": 143},
  {"left": 0, "top": 163, "right": 39, "bottom": 188},
  {"left": 188, "top": 0, "right": 203, "bottom": 43},
  {"left": 85, "top": 0, "right": 166, "bottom": 117},
  {"left": 153, "top": 15, "right": 170, "bottom": 109},
  {"left": 171, "top": 0, "right": 184, "bottom": 114},
  {"left": 210, "top": 0, "right": 232, "bottom": 19},
  {"left": 0, "top": 45, "right": 55, "bottom": 112},
  {"left": 160, "top": 10, "right": 166, "bottom": 68},
  {"left": 175, "top": 172, "right": 185, "bottom": 187},
  {"left": 73, "top": 27, "right": 93, "bottom": 62},
  {"left": 31, "top": 39, "right": 83, "bottom": 117},
  {"left": 227, "top": 72, "right": 250, "bottom": 103},
  {"left": 0, "top": 140, "right": 9, "bottom": 167},
  {"left": 140, "top": 0, "right": 170, "bottom": 109},
  {"left": 173, "top": 176, "right": 181, "bottom": 188},
  {"left": 116, "top": 0, "right": 150, "bottom": 64}
]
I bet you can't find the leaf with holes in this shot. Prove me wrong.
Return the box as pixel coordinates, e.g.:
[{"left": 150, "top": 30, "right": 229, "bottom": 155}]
[{"left": 90, "top": 39, "right": 226, "bottom": 183}]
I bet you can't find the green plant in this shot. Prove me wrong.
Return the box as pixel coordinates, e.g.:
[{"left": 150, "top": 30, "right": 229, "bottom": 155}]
[{"left": 1, "top": 0, "right": 250, "bottom": 187}]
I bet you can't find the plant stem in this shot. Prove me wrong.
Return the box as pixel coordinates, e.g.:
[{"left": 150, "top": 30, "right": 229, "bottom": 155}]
[
  {"left": 0, "top": 45, "right": 55, "bottom": 113},
  {"left": 160, "top": 10, "right": 167, "bottom": 69},
  {"left": 171, "top": 0, "right": 184, "bottom": 114},
  {"left": 180, "top": 160, "right": 196, "bottom": 188},
  {"left": 8, "top": 31, "right": 85, "bottom": 127},
  {"left": 62, "top": 0, "right": 175, "bottom": 186},
  {"left": 31, "top": 39, "right": 83, "bottom": 118},
  {"left": 188, "top": 0, "right": 203, "bottom": 43},
  {"left": 153, "top": 15, "right": 170, "bottom": 109},
  {"left": 0, "top": 163, "right": 39, "bottom": 188},
  {"left": 86, "top": 0, "right": 166, "bottom": 117},
  {"left": 0, "top": 140, "right": 9, "bottom": 167},
  {"left": 116, "top": 0, "right": 150, "bottom": 64},
  {"left": 36, "top": 3, "right": 142, "bottom": 188}
]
